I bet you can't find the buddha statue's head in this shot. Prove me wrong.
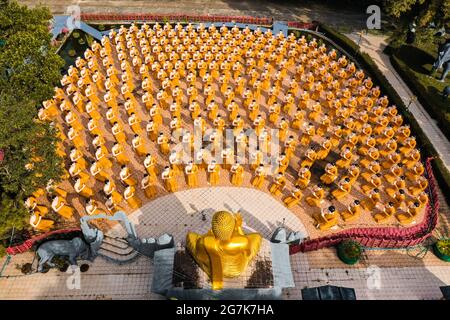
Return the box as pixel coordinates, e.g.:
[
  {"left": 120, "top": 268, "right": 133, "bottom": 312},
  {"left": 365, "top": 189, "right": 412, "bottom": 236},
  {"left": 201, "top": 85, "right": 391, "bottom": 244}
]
[{"left": 211, "top": 211, "right": 235, "bottom": 241}]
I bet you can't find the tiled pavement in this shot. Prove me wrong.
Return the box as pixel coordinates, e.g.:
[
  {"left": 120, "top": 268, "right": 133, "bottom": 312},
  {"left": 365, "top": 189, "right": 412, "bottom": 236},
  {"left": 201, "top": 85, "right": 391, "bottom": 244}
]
[
  {"left": 1, "top": 251, "right": 448, "bottom": 300},
  {"left": 287, "top": 252, "right": 450, "bottom": 300},
  {"left": 1, "top": 187, "right": 449, "bottom": 300}
]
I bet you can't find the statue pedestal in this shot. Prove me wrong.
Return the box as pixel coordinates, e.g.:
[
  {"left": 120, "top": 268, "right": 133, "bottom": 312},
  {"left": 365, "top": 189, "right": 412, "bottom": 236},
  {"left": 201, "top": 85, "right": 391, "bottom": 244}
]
[{"left": 151, "top": 239, "right": 294, "bottom": 300}]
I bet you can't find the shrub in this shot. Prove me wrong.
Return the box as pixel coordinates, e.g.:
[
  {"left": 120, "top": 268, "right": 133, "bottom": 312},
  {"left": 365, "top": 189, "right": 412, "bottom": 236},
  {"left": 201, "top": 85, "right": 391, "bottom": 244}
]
[
  {"left": 390, "top": 49, "right": 450, "bottom": 140},
  {"left": 337, "top": 239, "right": 362, "bottom": 264},
  {"left": 85, "top": 34, "right": 94, "bottom": 47},
  {"left": 436, "top": 239, "right": 450, "bottom": 256},
  {"left": 434, "top": 238, "right": 450, "bottom": 261}
]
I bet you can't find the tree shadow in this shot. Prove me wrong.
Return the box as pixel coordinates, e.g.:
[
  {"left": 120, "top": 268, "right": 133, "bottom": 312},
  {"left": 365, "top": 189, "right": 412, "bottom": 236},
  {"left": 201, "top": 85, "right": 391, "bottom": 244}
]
[
  {"left": 396, "top": 45, "right": 435, "bottom": 75},
  {"left": 428, "top": 85, "right": 450, "bottom": 107}
]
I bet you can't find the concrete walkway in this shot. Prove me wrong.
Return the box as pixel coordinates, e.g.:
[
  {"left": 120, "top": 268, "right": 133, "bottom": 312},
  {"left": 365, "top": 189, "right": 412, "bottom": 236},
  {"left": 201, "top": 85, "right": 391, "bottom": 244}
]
[{"left": 346, "top": 32, "right": 450, "bottom": 172}]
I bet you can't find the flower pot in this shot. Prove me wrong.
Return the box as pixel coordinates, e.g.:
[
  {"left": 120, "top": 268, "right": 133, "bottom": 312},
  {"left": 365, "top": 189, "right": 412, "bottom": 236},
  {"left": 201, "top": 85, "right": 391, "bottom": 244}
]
[
  {"left": 433, "top": 241, "right": 450, "bottom": 262},
  {"left": 337, "top": 247, "right": 360, "bottom": 265},
  {"left": 337, "top": 240, "right": 361, "bottom": 265}
]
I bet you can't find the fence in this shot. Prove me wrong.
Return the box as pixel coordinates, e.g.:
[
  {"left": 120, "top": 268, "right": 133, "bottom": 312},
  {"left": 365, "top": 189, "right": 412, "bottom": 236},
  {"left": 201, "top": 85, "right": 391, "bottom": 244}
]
[
  {"left": 80, "top": 13, "right": 273, "bottom": 26},
  {"left": 289, "top": 157, "right": 440, "bottom": 254},
  {"left": 287, "top": 21, "right": 318, "bottom": 29}
]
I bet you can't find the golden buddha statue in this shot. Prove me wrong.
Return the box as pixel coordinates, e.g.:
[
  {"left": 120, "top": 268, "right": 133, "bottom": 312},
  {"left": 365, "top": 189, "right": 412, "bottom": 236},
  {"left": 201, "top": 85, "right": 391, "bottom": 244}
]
[{"left": 186, "top": 211, "right": 262, "bottom": 290}]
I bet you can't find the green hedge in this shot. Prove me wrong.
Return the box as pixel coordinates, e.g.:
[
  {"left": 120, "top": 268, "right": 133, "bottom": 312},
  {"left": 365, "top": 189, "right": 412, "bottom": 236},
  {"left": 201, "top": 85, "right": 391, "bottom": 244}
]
[
  {"left": 0, "top": 244, "right": 6, "bottom": 258},
  {"left": 317, "top": 24, "right": 450, "bottom": 203}
]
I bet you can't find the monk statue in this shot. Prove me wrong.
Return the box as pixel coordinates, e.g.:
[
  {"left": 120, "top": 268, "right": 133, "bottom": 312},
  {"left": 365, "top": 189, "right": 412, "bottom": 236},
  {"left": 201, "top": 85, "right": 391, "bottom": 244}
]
[
  {"left": 186, "top": 211, "right": 262, "bottom": 290},
  {"left": 431, "top": 39, "right": 450, "bottom": 82}
]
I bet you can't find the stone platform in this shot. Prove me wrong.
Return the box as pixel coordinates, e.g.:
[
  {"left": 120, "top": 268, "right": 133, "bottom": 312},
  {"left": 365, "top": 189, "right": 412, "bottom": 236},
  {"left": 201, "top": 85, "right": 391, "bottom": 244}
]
[{"left": 151, "top": 239, "right": 294, "bottom": 300}]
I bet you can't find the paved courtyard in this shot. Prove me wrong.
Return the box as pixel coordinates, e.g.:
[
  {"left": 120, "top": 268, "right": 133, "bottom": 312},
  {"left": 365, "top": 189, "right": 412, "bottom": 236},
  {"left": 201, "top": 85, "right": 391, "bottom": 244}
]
[{"left": 0, "top": 187, "right": 449, "bottom": 300}]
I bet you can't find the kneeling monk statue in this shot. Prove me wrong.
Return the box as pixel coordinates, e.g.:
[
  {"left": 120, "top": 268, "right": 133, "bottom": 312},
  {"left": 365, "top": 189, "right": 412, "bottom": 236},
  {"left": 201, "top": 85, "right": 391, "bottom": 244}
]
[{"left": 186, "top": 211, "right": 262, "bottom": 290}]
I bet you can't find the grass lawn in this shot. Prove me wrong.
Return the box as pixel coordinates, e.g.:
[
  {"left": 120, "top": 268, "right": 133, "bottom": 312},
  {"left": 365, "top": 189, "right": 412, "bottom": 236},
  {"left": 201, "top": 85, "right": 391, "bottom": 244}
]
[{"left": 389, "top": 40, "right": 450, "bottom": 139}]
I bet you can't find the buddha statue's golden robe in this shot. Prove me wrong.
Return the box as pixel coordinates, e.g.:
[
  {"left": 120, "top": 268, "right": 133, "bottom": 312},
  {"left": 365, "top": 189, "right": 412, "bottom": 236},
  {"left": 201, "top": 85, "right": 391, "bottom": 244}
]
[{"left": 186, "top": 211, "right": 262, "bottom": 290}]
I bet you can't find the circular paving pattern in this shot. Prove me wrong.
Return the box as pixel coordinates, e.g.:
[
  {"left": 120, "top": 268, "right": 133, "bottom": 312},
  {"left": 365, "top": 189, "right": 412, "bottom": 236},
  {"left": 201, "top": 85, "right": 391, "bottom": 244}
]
[{"left": 107, "top": 186, "right": 308, "bottom": 243}]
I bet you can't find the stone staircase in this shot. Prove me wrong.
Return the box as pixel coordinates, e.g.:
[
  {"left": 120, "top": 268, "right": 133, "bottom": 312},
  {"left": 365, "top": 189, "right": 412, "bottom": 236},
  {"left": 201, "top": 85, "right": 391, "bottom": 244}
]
[{"left": 97, "top": 235, "right": 141, "bottom": 264}]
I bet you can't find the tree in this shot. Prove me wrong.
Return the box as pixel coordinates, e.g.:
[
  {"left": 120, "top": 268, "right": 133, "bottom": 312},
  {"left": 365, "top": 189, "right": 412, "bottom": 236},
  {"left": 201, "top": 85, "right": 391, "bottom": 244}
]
[
  {"left": 384, "top": 0, "right": 450, "bottom": 27},
  {"left": 0, "top": 1, "right": 64, "bottom": 237}
]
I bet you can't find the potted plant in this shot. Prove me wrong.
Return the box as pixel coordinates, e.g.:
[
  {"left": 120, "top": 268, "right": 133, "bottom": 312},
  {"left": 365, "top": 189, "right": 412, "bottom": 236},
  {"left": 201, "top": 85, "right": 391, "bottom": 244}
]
[
  {"left": 337, "top": 239, "right": 362, "bottom": 265},
  {"left": 72, "top": 31, "right": 80, "bottom": 39},
  {"left": 433, "top": 239, "right": 450, "bottom": 262}
]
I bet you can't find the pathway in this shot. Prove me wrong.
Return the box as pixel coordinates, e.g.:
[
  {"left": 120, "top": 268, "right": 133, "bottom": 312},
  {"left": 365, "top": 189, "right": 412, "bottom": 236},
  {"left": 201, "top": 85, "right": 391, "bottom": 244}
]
[{"left": 346, "top": 32, "right": 450, "bottom": 172}]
